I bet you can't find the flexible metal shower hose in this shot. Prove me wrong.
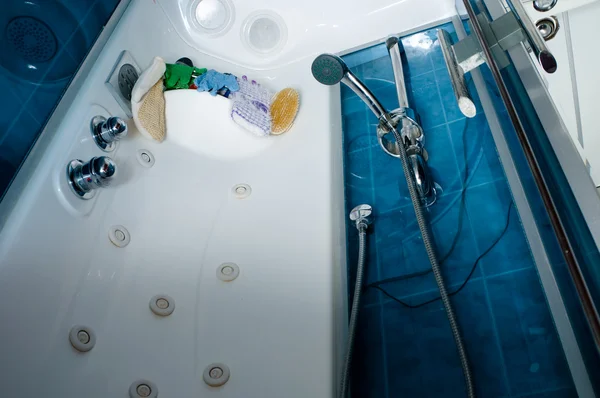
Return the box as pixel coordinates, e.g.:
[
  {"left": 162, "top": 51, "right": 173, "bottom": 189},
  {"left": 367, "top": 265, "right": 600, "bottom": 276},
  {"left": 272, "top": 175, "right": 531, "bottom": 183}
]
[
  {"left": 389, "top": 123, "right": 476, "bottom": 398},
  {"left": 340, "top": 223, "right": 367, "bottom": 398}
]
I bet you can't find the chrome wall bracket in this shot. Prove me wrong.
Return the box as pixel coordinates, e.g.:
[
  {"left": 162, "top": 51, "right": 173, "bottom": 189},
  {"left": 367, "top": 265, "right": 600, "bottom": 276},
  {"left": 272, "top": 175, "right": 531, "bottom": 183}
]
[
  {"left": 438, "top": 0, "right": 557, "bottom": 117},
  {"left": 376, "top": 108, "right": 437, "bottom": 207}
]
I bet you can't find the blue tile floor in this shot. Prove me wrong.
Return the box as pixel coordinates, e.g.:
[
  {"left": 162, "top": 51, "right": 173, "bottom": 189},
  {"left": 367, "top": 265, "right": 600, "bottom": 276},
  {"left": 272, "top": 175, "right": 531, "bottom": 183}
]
[
  {"left": 342, "top": 23, "right": 576, "bottom": 397},
  {"left": 0, "top": 0, "right": 120, "bottom": 199}
]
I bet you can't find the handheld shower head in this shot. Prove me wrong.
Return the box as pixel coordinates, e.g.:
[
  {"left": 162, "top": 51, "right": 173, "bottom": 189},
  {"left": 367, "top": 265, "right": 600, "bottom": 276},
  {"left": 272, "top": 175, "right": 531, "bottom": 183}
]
[
  {"left": 311, "top": 54, "right": 348, "bottom": 85},
  {"left": 312, "top": 53, "right": 389, "bottom": 122}
]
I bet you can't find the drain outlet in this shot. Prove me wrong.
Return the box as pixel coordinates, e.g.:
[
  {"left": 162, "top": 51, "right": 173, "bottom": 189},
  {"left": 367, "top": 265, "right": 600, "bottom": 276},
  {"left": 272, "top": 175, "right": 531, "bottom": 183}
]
[
  {"left": 118, "top": 63, "right": 139, "bottom": 101},
  {"left": 105, "top": 51, "right": 141, "bottom": 118}
]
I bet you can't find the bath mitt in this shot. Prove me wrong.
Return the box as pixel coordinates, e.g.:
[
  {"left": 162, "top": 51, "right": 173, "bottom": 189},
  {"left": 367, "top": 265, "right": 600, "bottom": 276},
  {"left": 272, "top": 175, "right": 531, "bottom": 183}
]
[
  {"left": 164, "top": 63, "right": 207, "bottom": 90},
  {"left": 230, "top": 76, "right": 272, "bottom": 136},
  {"left": 195, "top": 69, "right": 239, "bottom": 96},
  {"left": 131, "top": 56, "right": 167, "bottom": 142}
]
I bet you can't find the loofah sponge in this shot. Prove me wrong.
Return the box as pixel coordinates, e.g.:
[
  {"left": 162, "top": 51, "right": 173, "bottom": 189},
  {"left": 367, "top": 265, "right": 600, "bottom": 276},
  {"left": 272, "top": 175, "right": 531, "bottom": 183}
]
[
  {"left": 138, "top": 79, "right": 166, "bottom": 142},
  {"left": 131, "top": 56, "right": 166, "bottom": 142},
  {"left": 270, "top": 88, "right": 299, "bottom": 135}
]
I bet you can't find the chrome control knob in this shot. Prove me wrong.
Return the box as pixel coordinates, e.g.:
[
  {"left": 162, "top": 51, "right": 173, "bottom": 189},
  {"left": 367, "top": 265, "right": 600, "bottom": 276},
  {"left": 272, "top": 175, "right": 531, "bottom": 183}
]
[
  {"left": 67, "top": 156, "right": 117, "bottom": 199},
  {"left": 91, "top": 116, "right": 128, "bottom": 151},
  {"left": 349, "top": 204, "right": 373, "bottom": 230},
  {"left": 533, "top": 0, "right": 557, "bottom": 12}
]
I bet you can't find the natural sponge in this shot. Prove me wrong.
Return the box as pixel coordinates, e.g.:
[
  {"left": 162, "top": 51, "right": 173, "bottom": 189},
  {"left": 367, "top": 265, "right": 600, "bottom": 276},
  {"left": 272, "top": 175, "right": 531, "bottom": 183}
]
[{"left": 137, "top": 79, "right": 166, "bottom": 142}]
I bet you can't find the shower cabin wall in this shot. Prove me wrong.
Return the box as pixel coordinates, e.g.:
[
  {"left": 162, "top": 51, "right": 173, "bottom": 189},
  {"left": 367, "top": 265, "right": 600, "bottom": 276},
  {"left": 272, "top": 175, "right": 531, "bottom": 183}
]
[
  {"left": 0, "top": 0, "right": 121, "bottom": 198},
  {"left": 341, "top": 23, "right": 579, "bottom": 397}
]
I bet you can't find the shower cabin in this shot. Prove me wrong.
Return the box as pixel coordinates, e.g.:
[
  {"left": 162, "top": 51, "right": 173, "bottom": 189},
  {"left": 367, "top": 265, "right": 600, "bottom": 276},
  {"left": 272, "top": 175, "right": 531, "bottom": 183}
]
[{"left": 0, "top": 0, "right": 599, "bottom": 397}]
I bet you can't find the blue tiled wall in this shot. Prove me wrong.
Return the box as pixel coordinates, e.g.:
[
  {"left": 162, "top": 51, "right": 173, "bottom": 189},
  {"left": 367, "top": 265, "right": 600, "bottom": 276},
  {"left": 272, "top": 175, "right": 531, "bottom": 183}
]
[
  {"left": 0, "top": 0, "right": 121, "bottom": 199},
  {"left": 342, "top": 23, "right": 576, "bottom": 397}
]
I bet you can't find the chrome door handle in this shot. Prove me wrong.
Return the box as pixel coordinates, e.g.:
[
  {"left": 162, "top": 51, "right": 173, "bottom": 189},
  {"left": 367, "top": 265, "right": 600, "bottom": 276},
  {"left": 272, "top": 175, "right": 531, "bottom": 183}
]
[{"left": 506, "top": 0, "right": 557, "bottom": 73}]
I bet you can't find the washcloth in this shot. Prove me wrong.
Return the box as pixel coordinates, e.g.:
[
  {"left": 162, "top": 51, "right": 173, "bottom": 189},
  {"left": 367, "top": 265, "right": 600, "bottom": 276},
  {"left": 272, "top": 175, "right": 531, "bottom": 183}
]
[
  {"left": 195, "top": 69, "right": 239, "bottom": 96},
  {"left": 164, "top": 63, "right": 207, "bottom": 90},
  {"left": 230, "top": 76, "right": 273, "bottom": 136},
  {"left": 131, "top": 56, "right": 167, "bottom": 142}
]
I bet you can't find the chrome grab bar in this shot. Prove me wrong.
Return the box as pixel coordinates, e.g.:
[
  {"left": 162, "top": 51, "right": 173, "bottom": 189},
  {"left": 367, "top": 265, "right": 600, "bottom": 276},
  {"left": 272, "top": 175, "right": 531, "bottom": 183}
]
[
  {"left": 437, "top": 29, "right": 477, "bottom": 118},
  {"left": 505, "top": 0, "right": 557, "bottom": 73},
  {"left": 438, "top": 0, "right": 557, "bottom": 117},
  {"left": 461, "top": 0, "right": 600, "bottom": 350}
]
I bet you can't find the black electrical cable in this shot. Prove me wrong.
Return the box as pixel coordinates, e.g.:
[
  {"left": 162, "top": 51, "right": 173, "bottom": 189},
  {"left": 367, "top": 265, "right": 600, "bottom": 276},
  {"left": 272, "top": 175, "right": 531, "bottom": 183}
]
[
  {"left": 365, "top": 98, "right": 472, "bottom": 290},
  {"left": 373, "top": 201, "right": 513, "bottom": 309},
  {"left": 362, "top": 77, "right": 512, "bottom": 307}
]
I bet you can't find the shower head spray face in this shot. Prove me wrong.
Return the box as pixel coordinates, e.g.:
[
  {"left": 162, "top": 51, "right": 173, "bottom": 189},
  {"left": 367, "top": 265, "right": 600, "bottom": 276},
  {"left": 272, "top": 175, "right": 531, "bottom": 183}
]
[{"left": 311, "top": 53, "right": 348, "bottom": 85}]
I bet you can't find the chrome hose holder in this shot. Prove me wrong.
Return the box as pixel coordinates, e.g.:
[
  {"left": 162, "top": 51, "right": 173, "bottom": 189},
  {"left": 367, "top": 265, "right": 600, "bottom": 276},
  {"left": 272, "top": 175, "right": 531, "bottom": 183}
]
[
  {"left": 377, "top": 108, "right": 423, "bottom": 159},
  {"left": 349, "top": 204, "right": 373, "bottom": 231}
]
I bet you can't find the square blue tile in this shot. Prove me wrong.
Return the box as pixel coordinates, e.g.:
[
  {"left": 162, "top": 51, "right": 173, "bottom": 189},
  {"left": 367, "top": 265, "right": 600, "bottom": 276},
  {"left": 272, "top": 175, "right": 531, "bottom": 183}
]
[
  {"left": 350, "top": 305, "right": 388, "bottom": 398},
  {"left": 384, "top": 294, "right": 466, "bottom": 397},
  {"left": 409, "top": 77, "right": 445, "bottom": 129},
  {"left": 451, "top": 278, "right": 510, "bottom": 397},
  {"left": 1, "top": 113, "right": 42, "bottom": 167},
  {"left": 0, "top": 76, "right": 25, "bottom": 134},
  {"left": 465, "top": 180, "right": 534, "bottom": 276},
  {"left": 401, "top": 32, "right": 435, "bottom": 78},
  {"left": 426, "top": 123, "right": 462, "bottom": 195},
  {"left": 23, "top": 80, "right": 68, "bottom": 125},
  {"left": 371, "top": 83, "right": 402, "bottom": 112},
  {"left": 344, "top": 147, "right": 373, "bottom": 208},
  {"left": 486, "top": 268, "right": 575, "bottom": 396},
  {"left": 357, "top": 54, "right": 395, "bottom": 83},
  {"left": 370, "top": 144, "right": 410, "bottom": 210},
  {"left": 448, "top": 115, "right": 505, "bottom": 189},
  {"left": 342, "top": 107, "right": 376, "bottom": 153},
  {"left": 430, "top": 191, "right": 483, "bottom": 287}
]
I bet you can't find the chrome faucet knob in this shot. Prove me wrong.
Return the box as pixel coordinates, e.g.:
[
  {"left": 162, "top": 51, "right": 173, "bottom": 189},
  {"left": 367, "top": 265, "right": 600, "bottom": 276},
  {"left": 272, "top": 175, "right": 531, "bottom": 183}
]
[
  {"left": 91, "top": 116, "right": 128, "bottom": 151},
  {"left": 349, "top": 204, "right": 373, "bottom": 230},
  {"left": 67, "top": 156, "right": 117, "bottom": 199}
]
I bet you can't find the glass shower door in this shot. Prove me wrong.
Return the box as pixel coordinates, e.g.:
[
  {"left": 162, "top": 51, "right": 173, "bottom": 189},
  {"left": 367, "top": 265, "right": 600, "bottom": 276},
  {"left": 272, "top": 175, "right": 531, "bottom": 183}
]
[{"left": 451, "top": 0, "right": 600, "bottom": 394}]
